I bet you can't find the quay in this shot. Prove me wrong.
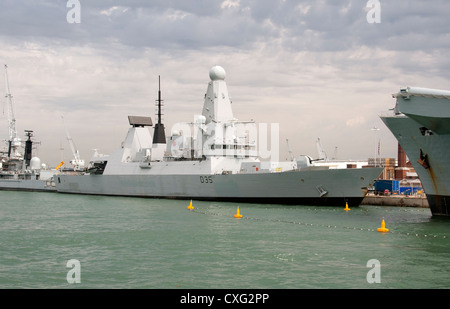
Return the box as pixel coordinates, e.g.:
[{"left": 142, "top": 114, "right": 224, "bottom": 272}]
[{"left": 362, "top": 194, "right": 429, "bottom": 208}]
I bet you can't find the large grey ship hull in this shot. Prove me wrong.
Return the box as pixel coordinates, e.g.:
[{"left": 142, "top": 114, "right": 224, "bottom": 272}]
[
  {"left": 54, "top": 167, "right": 382, "bottom": 206},
  {"left": 381, "top": 115, "right": 449, "bottom": 216},
  {"left": 381, "top": 86, "right": 450, "bottom": 217}
]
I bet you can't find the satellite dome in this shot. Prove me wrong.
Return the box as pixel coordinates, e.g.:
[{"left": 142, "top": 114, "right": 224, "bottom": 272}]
[
  {"left": 30, "top": 157, "right": 41, "bottom": 170},
  {"left": 209, "top": 66, "right": 226, "bottom": 81}
]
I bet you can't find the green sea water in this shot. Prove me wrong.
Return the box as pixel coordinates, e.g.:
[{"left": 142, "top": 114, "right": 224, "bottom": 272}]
[{"left": 0, "top": 190, "right": 448, "bottom": 289}]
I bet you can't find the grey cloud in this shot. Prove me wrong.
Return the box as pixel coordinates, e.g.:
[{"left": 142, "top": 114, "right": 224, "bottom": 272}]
[
  {"left": 80, "top": 2, "right": 276, "bottom": 50},
  {"left": 2, "top": 0, "right": 450, "bottom": 53},
  {"left": 2, "top": 0, "right": 450, "bottom": 165}
]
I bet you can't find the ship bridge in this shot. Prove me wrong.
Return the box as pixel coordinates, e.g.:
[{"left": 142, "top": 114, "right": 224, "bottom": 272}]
[{"left": 166, "top": 66, "right": 258, "bottom": 160}]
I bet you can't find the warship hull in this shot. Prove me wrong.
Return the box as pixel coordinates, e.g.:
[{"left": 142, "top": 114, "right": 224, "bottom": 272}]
[
  {"left": 381, "top": 115, "right": 450, "bottom": 216},
  {"left": 381, "top": 86, "right": 450, "bottom": 217},
  {"left": 55, "top": 167, "right": 382, "bottom": 206}
]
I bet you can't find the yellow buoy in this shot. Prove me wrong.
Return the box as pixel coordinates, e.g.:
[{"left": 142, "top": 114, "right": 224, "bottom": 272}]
[
  {"left": 377, "top": 218, "right": 389, "bottom": 233},
  {"left": 187, "top": 200, "right": 194, "bottom": 210},
  {"left": 344, "top": 202, "right": 350, "bottom": 211},
  {"left": 234, "top": 207, "right": 243, "bottom": 219}
]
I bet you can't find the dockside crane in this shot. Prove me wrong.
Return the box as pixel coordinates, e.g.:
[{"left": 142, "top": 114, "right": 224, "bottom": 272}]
[
  {"left": 4, "top": 64, "right": 21, "bottom": 159},
  {"left": 316, "top": 138, "right": 328, "bottom": 161},
  {"left": 61, "top": 115, "right": 85, "bottom": 170},
  {"left": 286, "top": 138, "right": 295, "bottom": 162},
  {"left": 286, "top": 138, "right": 297, "bottom": 169}
]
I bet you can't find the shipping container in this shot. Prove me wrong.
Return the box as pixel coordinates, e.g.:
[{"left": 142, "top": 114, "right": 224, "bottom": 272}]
[{"left": 374, "top": 180, "right": 399, "bottom": 195}]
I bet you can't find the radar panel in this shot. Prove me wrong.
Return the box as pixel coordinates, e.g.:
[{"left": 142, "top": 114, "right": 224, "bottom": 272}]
[{"left": 128, "top": 116, "right": 153, "bottom": 127}]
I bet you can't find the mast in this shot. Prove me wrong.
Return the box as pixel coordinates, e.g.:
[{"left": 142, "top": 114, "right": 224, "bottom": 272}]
[
  {"left": 23, "top": 130, "right": 33, "bottom": 169},
  {"left": 157, "top": 75, "right": 162, "bottom": 125},
  {"left": 152, "top": 75, "right": 166, "bottom": 144}
]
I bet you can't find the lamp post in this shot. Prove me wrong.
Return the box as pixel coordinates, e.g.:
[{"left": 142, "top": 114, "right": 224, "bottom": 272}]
[{"left": 371, "top": 126, "right": 380, "bottom": 167}]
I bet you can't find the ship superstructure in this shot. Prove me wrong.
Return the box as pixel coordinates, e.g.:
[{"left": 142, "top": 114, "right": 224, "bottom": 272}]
[{"left": 54, "top": 66, "right": 382, "bottom": 206}]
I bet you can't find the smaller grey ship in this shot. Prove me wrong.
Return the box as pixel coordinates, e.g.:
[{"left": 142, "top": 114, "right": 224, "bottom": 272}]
[{"left": 0, "top": 65, "right": 55, "bottom": 192}]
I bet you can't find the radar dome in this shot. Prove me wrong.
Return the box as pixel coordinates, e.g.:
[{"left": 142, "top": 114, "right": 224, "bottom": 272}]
[
  {"left": 209, "top": 66, "right": 226, "bottom": 81},
  {"left": 30, "top": 157, "right": 41, "bottom": 170}
]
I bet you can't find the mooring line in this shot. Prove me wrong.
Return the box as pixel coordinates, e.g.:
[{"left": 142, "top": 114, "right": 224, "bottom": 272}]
[{"left": 190, "top": 208, "right": 448, "bottom": 239}]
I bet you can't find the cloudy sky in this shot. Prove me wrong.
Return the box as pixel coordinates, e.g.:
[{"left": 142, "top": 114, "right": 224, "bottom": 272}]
[{"left": 1, "top": 0, "right": 449, "bottom": 167}]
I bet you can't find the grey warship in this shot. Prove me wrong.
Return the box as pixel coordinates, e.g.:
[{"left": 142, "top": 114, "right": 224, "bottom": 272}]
[
  {"left": 0, "top": 65, "right": 55, "bottom": 192},
  {"left": 381, "top": 86, "right": 450, "bottom": 216},
  {"left": 54, "top": 66, "right": 382, "bottom": 206}
]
